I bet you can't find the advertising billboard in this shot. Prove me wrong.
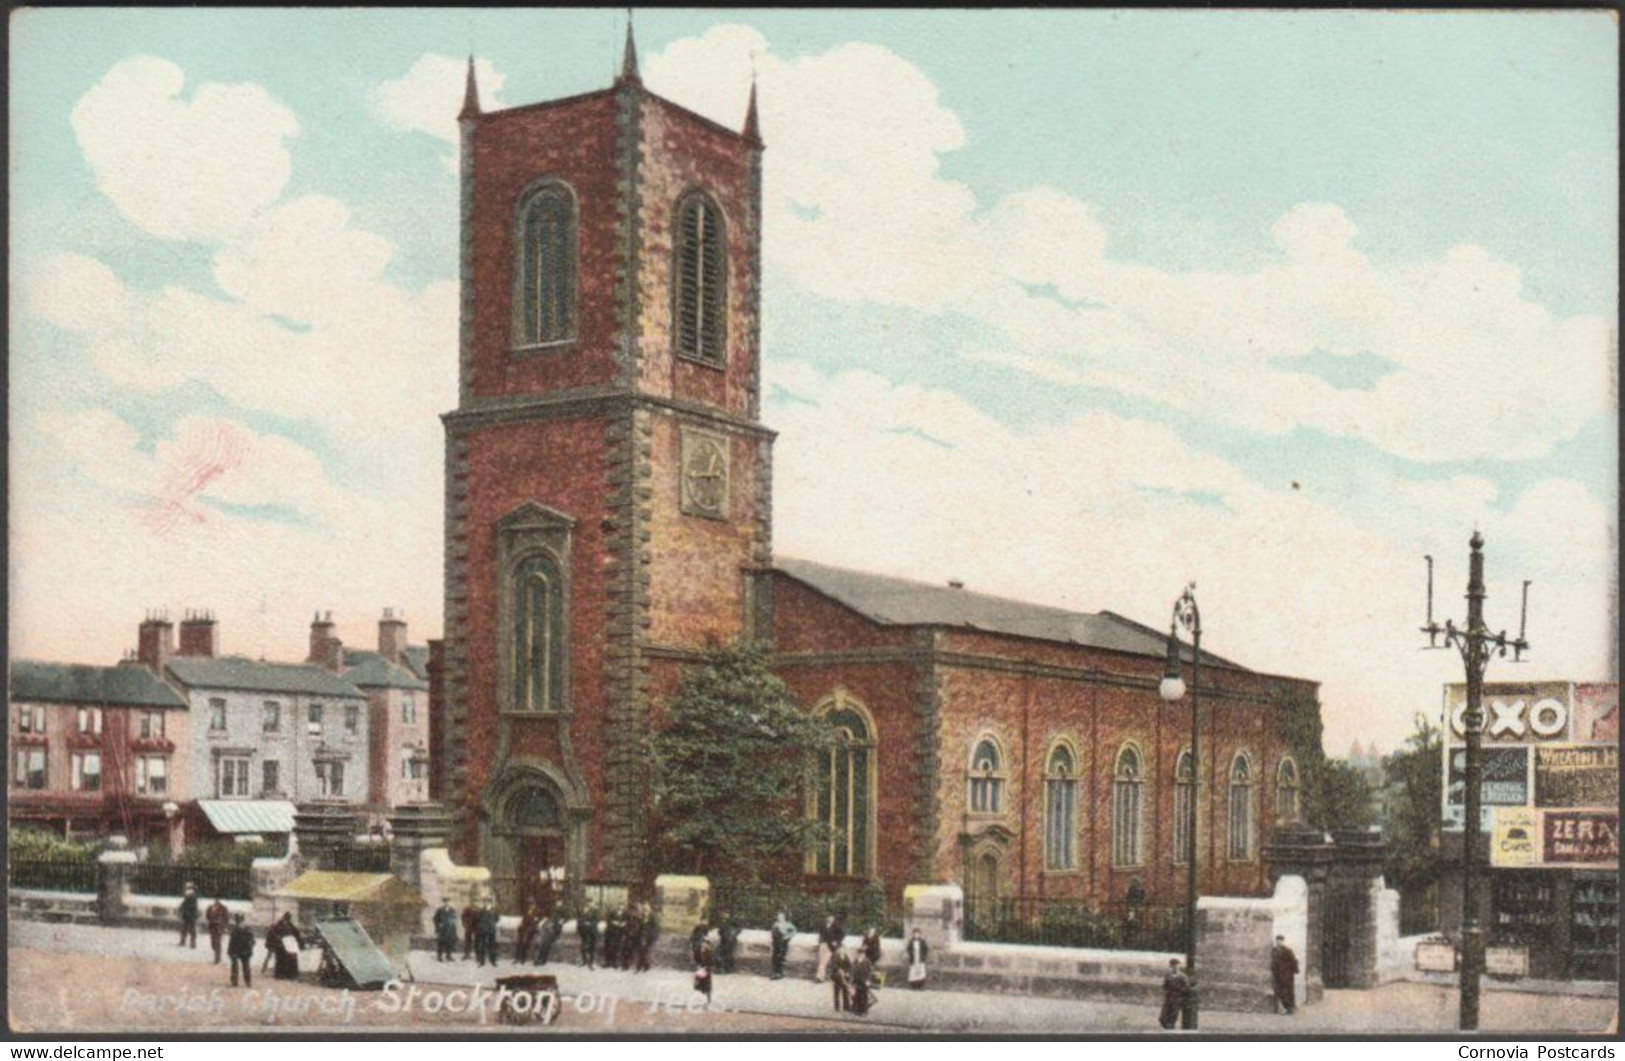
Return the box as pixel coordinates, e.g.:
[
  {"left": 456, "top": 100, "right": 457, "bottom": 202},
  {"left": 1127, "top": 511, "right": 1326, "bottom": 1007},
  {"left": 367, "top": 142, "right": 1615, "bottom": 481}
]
[
  {"left": 1444, "top": 682, "right": 1574, "bottom": 745},
  {"left": 1572, "top": 683, "right": 1619, "bottom": 744},
  {"left": 1541, "top": 811, "right": 1620, "bottom": 868},
  {"left": 1534, "top": 744, "right": 1619, "bottom": 808},
  {"left": 1444, "top": 746, "right": 1529, "bottom": 829},
  {"left": 1490, "top": 807, "right": 1540, "bottom": 869}
]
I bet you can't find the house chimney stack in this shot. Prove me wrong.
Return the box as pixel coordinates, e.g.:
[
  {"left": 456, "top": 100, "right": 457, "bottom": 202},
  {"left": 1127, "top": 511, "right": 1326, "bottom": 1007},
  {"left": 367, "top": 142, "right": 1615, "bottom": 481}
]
[
  {"left": 136, "top": 612, "right": 174, "bottom": 674},
  {"left": 177, "top": 609, "right": 219, "bottom": 657},
  {"left": 308, "top": 611, "right": 344, "bottom": 672},
  {"left": 378, "top": 607, "right": 408, "bottom": 665}
]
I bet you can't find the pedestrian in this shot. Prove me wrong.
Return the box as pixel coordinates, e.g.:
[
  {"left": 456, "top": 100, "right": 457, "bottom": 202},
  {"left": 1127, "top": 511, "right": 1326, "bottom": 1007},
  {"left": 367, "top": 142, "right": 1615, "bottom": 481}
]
[
  {"left": 689, "top": 920, "right": 711, "bottom": 967},
  {"left": 694, "top": 940, "right": 714, "bottom": 1009},
  {"left": 769, "top": 911, "right": 796, "bottom": 981},
  {"left": 815, "top": 914, "right": 842, "bottom": 983},
  {"left": 577, "top": 905, "right": 599, "bottom": 969},
  {"left": 830, "top": 945, "right": 853, "bottom": 1013},
  {"left": 635, "top": 905, "right": 658, "bottom": 973},
  {"left": 226, "top": 913, "right": 255, "bottom": 988},
  {"left": 535, "top": 909, "right": 564, "bottom": 967},
  {"left": 905, "top": 928, "right": 930, "bottom": 990},
  {"left": 860, "top": 926, "right": 881, "bottom": 966},
  {"left": 178, "top": 883, "right": 199, "bottom": 949},
  {"left": 516, "top": 902, "right": 541, "bottom": 964},
  {"left": 266, "top": 912, "right": 304, "bottom": 980},
  {"left": 205, "top": 897, "right": 230, "bottom": 964},
  {"left": 605, "top": 907, "right": 626, "bottom": 970},
  {"left": 1271, "top": 934, "right": 1299, "bottom": 1015},
  {"left": 1160, "top": 958, "right": 1190, "bottom": 1030},
  {"left": 461, "top": 899, "right": 480, "bottom": 961},
  {"left": 618, "top": 905, "right": 638, "bottom": 970},
  {"left": 477, "top": 902, "right": 500, "bottom": 967},
  {"left": 851, "top": 950, "right": 875, "bottom": 1016},
  {"left": 433, "top": 898, "right": 459, "bottom": 962},
  {"left": 717, "top": 912, "right": 739, "bottom": 974}
]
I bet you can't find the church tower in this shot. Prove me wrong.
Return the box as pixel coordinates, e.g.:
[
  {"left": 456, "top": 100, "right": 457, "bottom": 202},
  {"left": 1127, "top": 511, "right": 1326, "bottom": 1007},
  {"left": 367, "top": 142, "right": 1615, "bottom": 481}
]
[{"left": 440, "top": 34, "right": 771, "bottom": 907}]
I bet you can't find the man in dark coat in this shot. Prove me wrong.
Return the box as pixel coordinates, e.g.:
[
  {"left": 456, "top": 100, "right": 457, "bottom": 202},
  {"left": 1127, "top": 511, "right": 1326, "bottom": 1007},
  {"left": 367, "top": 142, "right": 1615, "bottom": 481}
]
[
  {"left": 816, "top": 915, "right": 843, "bottom": 983},
  {"left": 535, "top": 910, "right": 565, "bottom": 966},
  {"left": 1271, "top": 935, "right": 1300, "bottom": 1015},
  {"left": 618, "top": 906, "right": 638, "bottom": 970},
  {"left": 433, "top": 899, "right": 459, "bottom": 962},
  {"left": 461, "top": 900, "right": 480, "bottom": 960},
  {"left": 178, "top": 884, "right": 199, "bottom": 948},
  {"left": 226, "top": 914, "right": 255, "bottom": 987},
  {"left": 205, "top": 898, "right": 230, "bottom": 964},
  {"left": 516, "top": 902, "right": 541, "bottom": 964},
  {"left": 851, "top": 951, "right": 875, "bottom": 1016},
  {"left": 577, "top": 905, "right": 599, "bottom": 969},
  {"left": 829, "top": 945, "right": 853, "bottom": 1013},
  {"left": 633, "top": 905, "right": 658, "bottom": 973},
  {"left": 1160, "top": 958, "right": 1190, "bottom": 1030},
  {"left": 689, "top": 921, "right": 711, "bottom": 968},
  {"left": 604, "top": 907, "right": 626, "bottom": 969},
  {"left": 266, "top": 912, "right": 304, "bottom": 980},
  {"left": 477, "top": 902, "right": 500, "bottom": 967},
  {"left": 717, "top": 913, "right": 740, "bottom": 974}
]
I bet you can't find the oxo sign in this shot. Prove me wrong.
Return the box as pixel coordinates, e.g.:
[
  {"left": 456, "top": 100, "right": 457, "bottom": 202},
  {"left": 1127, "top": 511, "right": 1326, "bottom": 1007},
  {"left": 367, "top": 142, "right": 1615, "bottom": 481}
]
[{"left": 1446, "top": 683, "right": 1573, "bottom": 744}]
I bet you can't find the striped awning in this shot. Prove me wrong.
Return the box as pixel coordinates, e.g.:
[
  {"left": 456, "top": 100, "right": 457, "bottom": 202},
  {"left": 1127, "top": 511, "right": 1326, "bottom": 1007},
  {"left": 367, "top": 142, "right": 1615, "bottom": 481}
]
[{"left": 198, "top": 799, "right": 297, "bottom": 835}]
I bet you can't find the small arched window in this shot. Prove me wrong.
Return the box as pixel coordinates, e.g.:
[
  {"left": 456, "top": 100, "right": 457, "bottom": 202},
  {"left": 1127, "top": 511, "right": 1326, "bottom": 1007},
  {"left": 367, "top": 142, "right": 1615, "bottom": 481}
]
[
  {"left": 673, "top": 191, "right": 726, "bottom": 364},
  {"left": 809, "top": 695, "right": 875, "bottom": 878},
  {"left": 1229, "top": 753, "right": 1256, "bottom": 861},
  {"left": 1044, "top": 743, "right": 1077, "bottom": 870},
  {"left": 1112, "top": 744, "right": 1145, "bottom": 867},
  {"left": 1173, "top": 749, "right": 1196, "bottom": 866},
  {"left": 1276, "top": 756, "right": 1301, "bottom": 826},
  {"left": 969, "top": 736, "right": 1005, "bottom": 814},
  {"left": 514, "top": 553, "right": 566, "bottom": 713},
  {"left": 515, "top": 182, "right": 576, "bottom": 346}
]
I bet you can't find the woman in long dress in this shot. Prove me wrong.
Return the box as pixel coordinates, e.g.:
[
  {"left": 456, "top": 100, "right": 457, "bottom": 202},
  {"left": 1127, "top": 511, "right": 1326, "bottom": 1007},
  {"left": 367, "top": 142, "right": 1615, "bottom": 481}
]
[{"left": 267, "top": 913, "right": 304, "bottom": 980}]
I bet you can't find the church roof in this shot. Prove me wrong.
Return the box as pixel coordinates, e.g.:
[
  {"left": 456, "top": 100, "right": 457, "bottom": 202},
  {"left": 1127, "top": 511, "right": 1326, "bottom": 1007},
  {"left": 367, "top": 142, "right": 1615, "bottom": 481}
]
[
  {"left": 773, "top": 558, "right": 1243, "bottom": 670},
  {"left": 10, "top": 660, "right": 188, "bottom": 709}
]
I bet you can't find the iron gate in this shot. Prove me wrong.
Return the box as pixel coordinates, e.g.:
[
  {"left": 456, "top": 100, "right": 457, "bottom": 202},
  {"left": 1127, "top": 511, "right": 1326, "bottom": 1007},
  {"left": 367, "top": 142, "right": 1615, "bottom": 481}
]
[{"left": 1322, "top": 891, "right": 1354, "bottom": 987}]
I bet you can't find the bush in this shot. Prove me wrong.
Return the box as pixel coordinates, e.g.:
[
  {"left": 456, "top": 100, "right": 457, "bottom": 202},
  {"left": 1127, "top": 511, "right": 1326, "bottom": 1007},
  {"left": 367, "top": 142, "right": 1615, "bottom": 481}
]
[
  {"left": 11, "top": 829, "right": 99, "bottom": 863},
  {"left": 148, "top": 838, "right": 284, "bottom": 869}
]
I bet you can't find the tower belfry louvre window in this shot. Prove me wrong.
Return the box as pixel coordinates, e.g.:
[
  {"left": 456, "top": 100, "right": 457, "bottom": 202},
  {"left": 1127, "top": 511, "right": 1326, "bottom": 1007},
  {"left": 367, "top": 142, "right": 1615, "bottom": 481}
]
[
  {"left": 514, "top": 553, "right": 566, "bottom": 713},
  {"left": 515, "top": 182, "right": 576, "bottom": 346},
  {"left": 674, "top": 192, "right": 726, "bottom": 364}
]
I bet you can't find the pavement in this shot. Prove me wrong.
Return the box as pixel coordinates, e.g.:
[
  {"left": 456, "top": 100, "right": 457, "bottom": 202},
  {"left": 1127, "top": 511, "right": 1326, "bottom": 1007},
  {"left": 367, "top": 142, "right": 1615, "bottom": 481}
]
[{"left": 9, "top": 918, "right": 1618, "bottom": 1036}]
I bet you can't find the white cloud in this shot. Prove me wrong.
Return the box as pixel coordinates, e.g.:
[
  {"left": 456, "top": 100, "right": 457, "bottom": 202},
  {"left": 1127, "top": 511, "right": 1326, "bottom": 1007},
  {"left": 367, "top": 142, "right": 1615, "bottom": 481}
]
[
  {"left": 368, "top": 53, "right": 507, "bottom": 171},
  {"left": 71, "top": 57, "right": 300, "bottom": 242}
]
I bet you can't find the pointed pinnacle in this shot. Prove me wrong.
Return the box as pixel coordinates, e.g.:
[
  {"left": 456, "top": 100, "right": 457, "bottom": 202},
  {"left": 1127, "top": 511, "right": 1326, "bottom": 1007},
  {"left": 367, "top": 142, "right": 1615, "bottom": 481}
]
[
  {"left": 459, "top": 54, "right": 481, "bottom": 120},
  {"left": 742, "top": 75, "right": 761, "bottom": 145},
  {"left": 619, "top": 11, "right": 641, "bottom": 85}
]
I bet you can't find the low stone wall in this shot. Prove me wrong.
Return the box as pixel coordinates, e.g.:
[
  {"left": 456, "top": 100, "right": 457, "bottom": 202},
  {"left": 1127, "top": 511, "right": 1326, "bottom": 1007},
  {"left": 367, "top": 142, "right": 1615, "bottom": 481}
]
[
  {"left": 9, "top": 887, "right": 101, "bottom": 924},
  {"left": 415, "top": 848, "right": 492, "bottom": 935},
  {"left": 1192, "top": 875, "right": 1309, "bottom": 1013}
]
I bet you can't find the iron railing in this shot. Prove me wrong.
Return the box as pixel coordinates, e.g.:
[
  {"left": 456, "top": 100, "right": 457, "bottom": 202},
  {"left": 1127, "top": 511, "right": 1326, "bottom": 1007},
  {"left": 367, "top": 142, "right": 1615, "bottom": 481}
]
[
  {"left": 709, "top": 881, "right": 901, "bottom": 937},
  {"left": 129, "top": 862, "right": 252, "bottom": 901},
  {"left": 964, "top": 896, "right": 1190, "bottom": 953},
  {"left": 9, "top": 857, "right": 98, "bottom": 893}
]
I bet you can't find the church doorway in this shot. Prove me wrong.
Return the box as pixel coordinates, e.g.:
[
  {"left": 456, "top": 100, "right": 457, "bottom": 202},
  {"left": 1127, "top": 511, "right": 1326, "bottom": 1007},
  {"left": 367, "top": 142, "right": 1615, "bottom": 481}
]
[{"left": 492, "top": 783, "right": 569, "bottom": 915}]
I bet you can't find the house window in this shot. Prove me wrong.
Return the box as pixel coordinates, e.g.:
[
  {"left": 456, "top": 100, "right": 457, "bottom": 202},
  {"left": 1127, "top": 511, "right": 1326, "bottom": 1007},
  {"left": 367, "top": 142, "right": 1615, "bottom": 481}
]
[
  {"left": 14, "top": 747, "right": 46, "bottom": 789},
  {"left": 308, "top": 704, "right": 324, "bottom": 736},
  {"left": 138, "top": 711, "right": 165, "bottom": 740},
  {"left": 514, "top": 182, "right": 577, "bottom": 346},
  {"left": 968, "top": 736, "right": 1005, "bottom": 814},
  {"left": 17, "top": 705, "right": 46, "bottom": 734},
  {"left": 1044, "top": 743, "right": 1078, "bottom": 871},
  {"left": 673, "top": 191, "right": 726, "bottom": 364},
  {"left": 71, "top": 752, "right": 102, "bottom": 792},
  {"left": 76, "top": 707, "right": 103, "bottom": 735},
  {"left": 315, "top": 760, "right": 345, "bottom": 798},
  {"left": 401, "top": 697, "right": 417, "bottom": 725},
  {"left": 1229, "top": 753, "right": 1256, "bottom": 861},
  {"left": 409, "top": 758, "right": 429, "bottom": 781},
  {"left": 513, "top": 553, "right": 565, "bottom": 713},
  {"left": 1173, "top": 750, "right": 1196, "bottom": 866},
  {"left": 344, "top": 704, "right": 360, "bottom": 735},
  {"left": 209, "top": 698, "right": 227, "bottom": 732},
  {"left": 218, "top": 757, "right": 250, "bottom": 798},
  {"left": 263, "top": 702, "right": 281, "bottom": 733},
  {"left": 262, "top": 759, "right": 281, "bottom": 795},
  {"left": 1112, "top": 744, "right": 1145, "bottom": 868},
  {"left": 136, "top": 756, "right": 168, "bottom": 795},
  {"left": 1276, "top": 756, "right": 1302, "bottom": 826},
  {"left": 808, "top": 697, "right": 875, "bottom": 877}
]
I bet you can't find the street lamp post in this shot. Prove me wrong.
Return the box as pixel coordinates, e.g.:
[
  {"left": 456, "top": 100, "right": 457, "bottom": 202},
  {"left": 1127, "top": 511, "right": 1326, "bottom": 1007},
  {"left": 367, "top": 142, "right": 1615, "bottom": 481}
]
[
  {"left": 1159, "top": 582, "right": 1201, "bottom": 1030},
  {"left": 1421, "top": 532, "right": 1530, "bottom": 1032}
]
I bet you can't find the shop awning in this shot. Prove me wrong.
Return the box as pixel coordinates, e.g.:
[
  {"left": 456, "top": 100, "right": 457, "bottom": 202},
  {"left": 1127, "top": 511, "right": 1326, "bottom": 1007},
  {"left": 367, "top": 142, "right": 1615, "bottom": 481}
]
[{"left": 197, "top": 799, "right": 296, "bottom": 835}]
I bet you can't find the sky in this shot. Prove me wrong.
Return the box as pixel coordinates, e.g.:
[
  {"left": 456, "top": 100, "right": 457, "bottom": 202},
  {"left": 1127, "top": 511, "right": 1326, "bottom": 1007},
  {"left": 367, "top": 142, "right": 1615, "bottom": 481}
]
[{"left": 8, "top": 9, "right": 1618, "bottom": 753}]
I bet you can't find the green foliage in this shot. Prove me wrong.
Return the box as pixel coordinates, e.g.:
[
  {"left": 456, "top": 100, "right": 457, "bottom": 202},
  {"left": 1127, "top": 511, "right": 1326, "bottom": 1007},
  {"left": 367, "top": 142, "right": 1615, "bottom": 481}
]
[
  {"left": 1383, "top": 713, "right": 1444, "bottom": 891},
  {"left": 710, "top": 880, "right": 896, "bottom": 936},
  {"left": 10, "top": 829, "right": 99, "bottom": 863},
  {"left": 148, "top": 838, "right": 283, "bottom": 869},
  {"left": 649, "top": 641, "right": 839, "bottom": 881},
  {"left": 1274, "top": 685, "right": 1375, "bottom": 830}
]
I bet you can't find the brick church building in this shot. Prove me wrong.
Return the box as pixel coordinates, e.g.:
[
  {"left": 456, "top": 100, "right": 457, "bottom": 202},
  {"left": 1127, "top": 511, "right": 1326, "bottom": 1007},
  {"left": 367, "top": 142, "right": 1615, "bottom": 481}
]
[{"left": 435, "top": 31, "right": 1321, "bottom": 915}]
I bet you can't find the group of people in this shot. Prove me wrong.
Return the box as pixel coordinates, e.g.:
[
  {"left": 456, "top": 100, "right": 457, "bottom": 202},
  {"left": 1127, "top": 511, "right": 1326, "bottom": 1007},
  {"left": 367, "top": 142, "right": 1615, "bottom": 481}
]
[
  {"left": 432, "top": 898, "right": 502, "bottom": 965},
  {"left": 176, "top": 883, "right": 305, "bottom": 989},
  {"left": 432, "top": 897, "right": 663, "bottom": 972}
]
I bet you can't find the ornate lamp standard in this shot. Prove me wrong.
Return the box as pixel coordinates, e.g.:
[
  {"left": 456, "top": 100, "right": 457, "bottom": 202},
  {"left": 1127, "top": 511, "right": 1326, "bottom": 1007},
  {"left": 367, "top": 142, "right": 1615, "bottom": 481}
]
[
  {"left": 1421, "top": 532, "right": 1530, "bottom": 1032},
  {"left": 1159, "top": 582, "right": 1201, "bottom": 1030}
]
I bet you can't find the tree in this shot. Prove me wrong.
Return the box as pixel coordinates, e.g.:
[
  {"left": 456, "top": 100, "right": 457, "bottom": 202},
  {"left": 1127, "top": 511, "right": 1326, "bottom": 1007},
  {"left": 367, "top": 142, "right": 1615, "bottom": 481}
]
[
  {"left": 1274, "top": 685, "right": 1376, "bottom": 831},
  {"left": 1383, "top": 713, "right": 1444, "bottom": 893},
  {"left": 649, "top": 641, "right": 837, "bottom": 881}
]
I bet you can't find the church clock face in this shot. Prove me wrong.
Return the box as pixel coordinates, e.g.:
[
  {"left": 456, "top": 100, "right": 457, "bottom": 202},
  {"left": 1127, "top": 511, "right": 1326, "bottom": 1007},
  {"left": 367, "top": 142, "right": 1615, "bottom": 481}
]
[{"left": 680, "top": 431, "right": 729, "bottom": 519}]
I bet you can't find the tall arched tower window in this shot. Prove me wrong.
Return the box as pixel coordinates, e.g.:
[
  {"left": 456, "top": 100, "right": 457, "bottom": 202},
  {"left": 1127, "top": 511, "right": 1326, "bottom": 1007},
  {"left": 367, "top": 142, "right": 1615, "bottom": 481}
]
[
  {"left": 1112, "top": 744, "right": 1145, "bottom": 867},
  {"left": 514, "top": 182, "right": 576, "bottom": 346},
  {"left": 1044, "top": 742, "right": 1078, "bottom": 870},
  {"left": 674, "top": 191, "right": 726, "bottom": 364},
  {"left": 808, "top": 694, "right": 875, "bottom": 877},
  {"left": 513, "top": 553, "right": 566, "bottom": 713},
  {"left": 1229, "top": 752, "right": 1256, "bottom": 861}
]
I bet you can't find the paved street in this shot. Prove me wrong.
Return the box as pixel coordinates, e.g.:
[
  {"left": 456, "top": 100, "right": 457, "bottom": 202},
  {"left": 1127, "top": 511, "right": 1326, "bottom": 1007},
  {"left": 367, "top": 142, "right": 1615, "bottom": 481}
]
[{"left": 9, "top": 919, "right": 1617, "bottom": 1035}]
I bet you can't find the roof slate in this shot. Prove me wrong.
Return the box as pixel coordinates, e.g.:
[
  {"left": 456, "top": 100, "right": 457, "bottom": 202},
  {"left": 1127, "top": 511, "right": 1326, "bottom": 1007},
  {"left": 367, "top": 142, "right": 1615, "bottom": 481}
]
[
  {"left": 773, "top": 558, "right": 1241, "bottom": 670},
  {"left": 165, "top": 657, "right": 365, "bottom": 698},
  {"left": 9, "top": 660, "right": 188, "bottom": 709},
  {"left": 341, "top": 652, "right": 428, "bottom": 691}
]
